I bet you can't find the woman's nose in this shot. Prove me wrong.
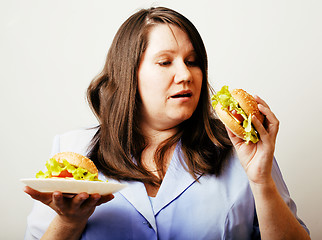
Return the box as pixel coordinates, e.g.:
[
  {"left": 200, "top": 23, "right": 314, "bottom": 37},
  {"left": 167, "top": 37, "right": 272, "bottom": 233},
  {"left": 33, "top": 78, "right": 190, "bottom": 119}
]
[{"left": 174, "top": 62, "right": 192, "bottom": 84}]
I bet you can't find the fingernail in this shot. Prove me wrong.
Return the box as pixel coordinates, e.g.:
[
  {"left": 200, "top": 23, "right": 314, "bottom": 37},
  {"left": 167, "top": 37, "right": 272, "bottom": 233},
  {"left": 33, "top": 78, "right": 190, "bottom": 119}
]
[
  {"left": 54, "top": 192, "right": 61, "bottom": 198},
  {"left": 93, "top": 194, "right": 101, "bottom": 201},
  {"left": 79, "top": 194, "right": 89, "bottom": 201}
]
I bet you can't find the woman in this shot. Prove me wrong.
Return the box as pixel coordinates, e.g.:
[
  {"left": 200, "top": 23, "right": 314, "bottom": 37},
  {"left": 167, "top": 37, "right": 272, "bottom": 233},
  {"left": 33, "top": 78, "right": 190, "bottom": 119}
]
[{"left": 24, "top": 7, "right": 310, "bottom": 239}]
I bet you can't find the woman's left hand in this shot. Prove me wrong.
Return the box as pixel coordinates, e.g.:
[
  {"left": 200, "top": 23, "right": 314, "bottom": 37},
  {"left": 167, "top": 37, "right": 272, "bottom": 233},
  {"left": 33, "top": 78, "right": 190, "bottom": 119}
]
[{"left": 226, "top": 95, "right": 279, "bottom": 185}]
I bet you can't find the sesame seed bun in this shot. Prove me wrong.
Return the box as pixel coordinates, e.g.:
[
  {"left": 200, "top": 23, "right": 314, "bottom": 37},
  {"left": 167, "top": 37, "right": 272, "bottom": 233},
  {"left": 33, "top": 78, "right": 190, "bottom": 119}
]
[
  {"left": 52, "top": 152, "right": 98, "bottom": 174},
  {"left": 230, "top": 89, "right": 264, "bottom": 124}
]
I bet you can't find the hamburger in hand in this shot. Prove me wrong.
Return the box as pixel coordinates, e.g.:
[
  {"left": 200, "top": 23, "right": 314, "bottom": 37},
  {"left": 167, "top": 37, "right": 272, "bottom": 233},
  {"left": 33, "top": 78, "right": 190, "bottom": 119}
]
[
  {"left": 212, "top": 86, "right": 264, "bottom": 144},
  {"left": 36, "top": 152, "right": 101, "bottom": 181}
]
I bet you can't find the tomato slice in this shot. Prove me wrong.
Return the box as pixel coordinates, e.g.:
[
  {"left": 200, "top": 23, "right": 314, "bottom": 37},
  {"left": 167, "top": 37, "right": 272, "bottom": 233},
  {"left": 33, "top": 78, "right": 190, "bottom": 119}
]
[
  {"left": 230, "top": 109, "right": 244, "bottom": 123},
  {"left": 53, "top": 170, "right": 73, "bottom": 178}
]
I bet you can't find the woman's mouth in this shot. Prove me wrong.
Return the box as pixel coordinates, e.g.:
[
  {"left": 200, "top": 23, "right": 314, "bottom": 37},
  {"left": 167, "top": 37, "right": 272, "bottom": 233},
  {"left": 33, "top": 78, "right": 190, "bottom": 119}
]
[{"left": 170, "top": 90, "right": 192, "bottom": 99}]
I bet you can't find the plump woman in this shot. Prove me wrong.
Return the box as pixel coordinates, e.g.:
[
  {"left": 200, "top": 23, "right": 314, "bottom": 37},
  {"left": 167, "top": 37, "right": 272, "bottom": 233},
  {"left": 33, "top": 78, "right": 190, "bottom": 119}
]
[{"left": 24, "top": 7, "right": 310, "bottom": 240}]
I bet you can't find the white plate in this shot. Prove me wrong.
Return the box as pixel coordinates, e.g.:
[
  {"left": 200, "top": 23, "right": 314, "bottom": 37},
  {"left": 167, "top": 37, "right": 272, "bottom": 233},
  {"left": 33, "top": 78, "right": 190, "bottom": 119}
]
[{"left": 21, "top": 178, "right": 127, "bottom": 195}]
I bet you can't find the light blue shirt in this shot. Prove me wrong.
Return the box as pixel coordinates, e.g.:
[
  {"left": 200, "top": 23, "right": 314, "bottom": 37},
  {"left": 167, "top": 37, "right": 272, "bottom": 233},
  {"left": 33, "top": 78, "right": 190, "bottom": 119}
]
[{"left": 25, "top": 128, "right": 309, "bottom": 239}]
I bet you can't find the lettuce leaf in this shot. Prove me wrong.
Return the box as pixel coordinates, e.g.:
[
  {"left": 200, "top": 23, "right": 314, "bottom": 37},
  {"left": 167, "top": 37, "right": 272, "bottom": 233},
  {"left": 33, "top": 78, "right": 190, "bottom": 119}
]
[
  {"left": 211, "top": 86, "right": 248, "bottom": 120},
  {"left": 243, "top": 114, "right": 259, "bottom": 144},
  {"left": 36, "top": 158, "right": 101, "bottom": 181},
  {"left": 212, "top": 85, "right": 259, "bottom": 144}
]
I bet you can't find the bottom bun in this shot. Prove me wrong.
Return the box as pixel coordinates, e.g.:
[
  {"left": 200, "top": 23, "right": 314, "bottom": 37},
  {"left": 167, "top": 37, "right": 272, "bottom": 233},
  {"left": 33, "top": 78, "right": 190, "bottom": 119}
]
[{"left": 215, "top": 103, "right": 245, "bottom": 139}]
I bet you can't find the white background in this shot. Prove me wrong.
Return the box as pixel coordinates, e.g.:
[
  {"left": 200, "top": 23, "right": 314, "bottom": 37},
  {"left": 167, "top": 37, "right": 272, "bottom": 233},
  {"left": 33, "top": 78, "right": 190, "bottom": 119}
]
[{"left": 1, "top": 0, "right": 321, "bottom": 239}]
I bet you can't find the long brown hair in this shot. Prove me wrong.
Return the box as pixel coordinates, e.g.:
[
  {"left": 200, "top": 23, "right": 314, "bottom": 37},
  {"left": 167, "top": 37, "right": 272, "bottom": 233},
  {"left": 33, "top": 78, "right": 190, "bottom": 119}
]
[{"left": 87, "top": 7, "right": 232, "bottom": 186}]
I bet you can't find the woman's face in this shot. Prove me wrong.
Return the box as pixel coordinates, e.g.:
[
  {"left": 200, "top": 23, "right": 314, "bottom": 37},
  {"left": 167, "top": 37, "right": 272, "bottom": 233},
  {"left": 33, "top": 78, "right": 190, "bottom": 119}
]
[{"left": 137, "top": 24, "right": 203, "bottom": 132}]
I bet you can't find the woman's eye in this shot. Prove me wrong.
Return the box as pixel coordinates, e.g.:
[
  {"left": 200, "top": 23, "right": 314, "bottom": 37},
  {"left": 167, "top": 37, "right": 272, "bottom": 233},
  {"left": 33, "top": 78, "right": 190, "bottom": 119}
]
[
  {"left": 186, "top": 60, "right": 199, "bottom": 67},
  {"left": 158, "top": 61, "right": 171, "bottom": 66}
]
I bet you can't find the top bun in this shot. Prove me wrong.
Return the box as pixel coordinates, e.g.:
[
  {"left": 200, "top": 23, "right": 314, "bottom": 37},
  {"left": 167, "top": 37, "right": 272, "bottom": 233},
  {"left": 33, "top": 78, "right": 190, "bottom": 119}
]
[
  {"left": 230, "top": 89, "right": 264, "bottom": 124},
  {"left": 52, "top": 152, "right": 98, "bottom": 174}
]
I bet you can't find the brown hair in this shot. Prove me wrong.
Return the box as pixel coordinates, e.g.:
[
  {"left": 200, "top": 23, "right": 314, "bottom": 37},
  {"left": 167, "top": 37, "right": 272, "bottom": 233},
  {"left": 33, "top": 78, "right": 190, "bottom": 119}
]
[{"left": 87, "top": 7, "right": 232, "bottom": 186}]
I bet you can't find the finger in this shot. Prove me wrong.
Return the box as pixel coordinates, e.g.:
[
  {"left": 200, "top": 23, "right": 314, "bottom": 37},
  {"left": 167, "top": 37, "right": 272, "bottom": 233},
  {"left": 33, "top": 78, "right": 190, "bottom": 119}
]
[
  {"left": 81, "top": 193, "right": 102, "bottom": 209},
  {"left": 257, "top": 104, "right": 279, "bottom": 140},
  {"left": 258, "top": 104, "right": 279, "bottom": 125},
  {"left": 254, "top": 95, "right": 270, "bottom": 109},
  {"left": 52, "top": 191, "right": 65, "bottom": 213},
  {"left": 96, "top": 194, "right": 114, "bottom": 206},
  {"left": 225, "top": 126, "right": 244, "bottom": 147},
  {"left": 252, "top": 115, "right": 269, "bottom": 142},
  {"left": 71, "top": 192, "right": 90, "bottom": 210},
  {"left": 23, "top": 186, "right": 53, "bottom": 205}
]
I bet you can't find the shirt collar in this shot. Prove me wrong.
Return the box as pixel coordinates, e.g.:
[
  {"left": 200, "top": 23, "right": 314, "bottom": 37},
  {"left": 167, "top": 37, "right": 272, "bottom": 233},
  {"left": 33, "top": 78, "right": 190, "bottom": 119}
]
[
  {"left": 152, "top": 143, "right": 202, "bottom": 215},
  {"left": 118, "top": 142, "right": 201, "bottom": 231}
]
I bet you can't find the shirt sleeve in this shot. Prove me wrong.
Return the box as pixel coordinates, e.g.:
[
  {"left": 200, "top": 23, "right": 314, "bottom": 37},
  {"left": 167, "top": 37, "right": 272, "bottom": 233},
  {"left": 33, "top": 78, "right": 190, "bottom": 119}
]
[
  {"left": 271, "top": 157, "right": 310, "bottom": 235},
  {"left": 24, "top": 135, "right": 60, "bottom": 240}
]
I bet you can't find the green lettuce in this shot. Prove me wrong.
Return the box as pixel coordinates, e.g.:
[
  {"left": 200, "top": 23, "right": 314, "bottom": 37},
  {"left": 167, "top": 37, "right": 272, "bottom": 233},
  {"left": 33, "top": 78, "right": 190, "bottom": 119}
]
[
  {"left": 243, "top": 114, "right": 259, "bottom": 144},
  {"left": 212, "top": 85, "right": 259, "bottom": 144},
  {"left": 36, "top": 158, "right": 101, "bottom": 181}
]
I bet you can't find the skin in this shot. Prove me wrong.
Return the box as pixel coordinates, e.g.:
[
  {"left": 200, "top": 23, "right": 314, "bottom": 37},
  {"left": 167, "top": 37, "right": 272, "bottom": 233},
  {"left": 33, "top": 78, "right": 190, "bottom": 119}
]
[
  {"left": 137, "top": 24, "right": 203, "bottom": 196},
  {"left": 24, "top": 24, "right": 310, "bottom": 239},
  {"left": 226, "top": 95, "right": 310, "bottom": 239},
  {"left": 24, "top": 186, "right": 114, "bottom": 240},
  {"left": 137, "top": 24, "right": 203, "bottom": 133}
]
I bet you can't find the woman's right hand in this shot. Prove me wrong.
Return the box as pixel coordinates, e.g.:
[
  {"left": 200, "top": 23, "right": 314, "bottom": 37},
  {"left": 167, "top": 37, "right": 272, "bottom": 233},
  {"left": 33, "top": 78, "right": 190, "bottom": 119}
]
[{"left": 24, "top": 186, "right": 114, "bottom": 225}]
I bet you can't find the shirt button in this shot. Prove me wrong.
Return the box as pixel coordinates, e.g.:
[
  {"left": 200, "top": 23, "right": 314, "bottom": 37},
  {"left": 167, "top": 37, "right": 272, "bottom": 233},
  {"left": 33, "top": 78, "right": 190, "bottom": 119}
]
[{"left": 143, "top": 221, "right": 153, "bottom": 229}]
